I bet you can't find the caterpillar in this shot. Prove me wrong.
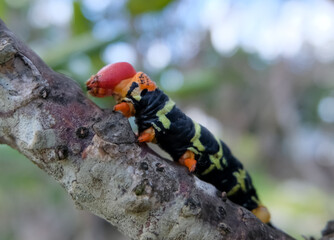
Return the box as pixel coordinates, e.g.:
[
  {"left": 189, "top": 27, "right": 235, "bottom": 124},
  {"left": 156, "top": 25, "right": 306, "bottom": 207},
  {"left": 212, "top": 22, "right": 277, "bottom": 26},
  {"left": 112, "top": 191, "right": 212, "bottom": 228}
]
[{"left": 86, "top": 62, "right": 271, "bottom": 224}]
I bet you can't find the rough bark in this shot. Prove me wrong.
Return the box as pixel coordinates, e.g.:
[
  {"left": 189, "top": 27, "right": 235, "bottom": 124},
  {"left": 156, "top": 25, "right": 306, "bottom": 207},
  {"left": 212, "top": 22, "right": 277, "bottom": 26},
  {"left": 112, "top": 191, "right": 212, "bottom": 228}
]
[{"left": 0, "top": 19, "right": 294, "bottom": 240}]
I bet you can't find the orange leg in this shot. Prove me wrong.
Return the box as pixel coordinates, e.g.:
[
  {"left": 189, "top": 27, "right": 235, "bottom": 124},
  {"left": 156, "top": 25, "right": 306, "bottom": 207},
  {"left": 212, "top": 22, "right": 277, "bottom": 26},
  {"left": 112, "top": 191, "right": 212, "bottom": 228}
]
[
  {"left": 138, "top": 127, "right": 156, "bottom": 143},
  {"left": 179, "top": 150, "right": 197, "bottom": 172},
  {"left": 114, "top": 102, "right": 135, "bottom": 118},
  {"left": 251, "top": 205, "right": 271, "bottom": 224}
]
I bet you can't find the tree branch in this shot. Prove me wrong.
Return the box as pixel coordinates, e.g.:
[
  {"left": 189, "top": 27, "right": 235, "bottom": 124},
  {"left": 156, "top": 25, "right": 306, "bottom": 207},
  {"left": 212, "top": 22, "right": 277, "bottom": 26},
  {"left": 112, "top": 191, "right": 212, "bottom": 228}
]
[{"left": 0, "top": 19, "right": 294, "bottom": 240}]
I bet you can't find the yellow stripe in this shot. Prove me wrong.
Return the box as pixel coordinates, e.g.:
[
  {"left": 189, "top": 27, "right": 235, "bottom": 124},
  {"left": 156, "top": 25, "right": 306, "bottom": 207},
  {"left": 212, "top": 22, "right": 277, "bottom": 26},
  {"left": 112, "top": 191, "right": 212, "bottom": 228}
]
[
  {"left": 190, "top": 122, "right": 205, "bottom": 152},
  {"left": 152, "top": 122, "right": 161, "bottom": 132},
  {"left": 234, "top": 169, "right": 247, "bottom": 192},
  {"left": 201, "top": 138, "right": 225, "bottom": 175},
  {"left": 251, "top": 196, "right": 261, "bottom": 205},
  {"left": 132, "top": 95, "right": 141, "bottom": 101},
  {"left": 130, "top": 86, "right": 142, "bottom": 101},
  {"left": 156, "top": 99, "right": 175, "bottom": 129},
  {"left": 227, "top": 184, "right": 240, "bottom": 196},
  {"left": 222, "top": 156, "right": 227, "bottom": 166},
  {"left": 187, "top": 147, "right": 199, "bottom": 155},
  {"left": 201, "top": 164, "right": 215, "bottom": 175},
  {"left": 209, "top": 138, "right": 223, "bottom": 170},
  {"left": 227, "top": 169, "right": 247, "bottom": 196}
]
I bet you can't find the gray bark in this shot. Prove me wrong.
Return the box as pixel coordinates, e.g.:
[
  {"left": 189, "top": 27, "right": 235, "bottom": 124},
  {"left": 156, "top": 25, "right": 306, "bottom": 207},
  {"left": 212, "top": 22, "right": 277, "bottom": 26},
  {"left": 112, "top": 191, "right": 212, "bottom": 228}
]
[{"left": 0, "top": 19, "right": 294, "bottom": 240}]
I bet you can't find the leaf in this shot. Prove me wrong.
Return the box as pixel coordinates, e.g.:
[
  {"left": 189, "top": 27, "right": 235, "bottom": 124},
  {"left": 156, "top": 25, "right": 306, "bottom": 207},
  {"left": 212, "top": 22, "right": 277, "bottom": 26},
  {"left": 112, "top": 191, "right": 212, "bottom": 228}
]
[
  {"left": 41, "top": 33, "right": 123, "bottom": 68},
  {"left": 166, "top": 69, "right": 221, "bottom": 98},
  {"left": 126, "top": 0, "right": 175, "bottom": 15},
  {"left": 0, "top": 0, "right": 7, "bottom": 21},
  {"left": 71, "top": 1, "right": 91, "bottom": 35}
]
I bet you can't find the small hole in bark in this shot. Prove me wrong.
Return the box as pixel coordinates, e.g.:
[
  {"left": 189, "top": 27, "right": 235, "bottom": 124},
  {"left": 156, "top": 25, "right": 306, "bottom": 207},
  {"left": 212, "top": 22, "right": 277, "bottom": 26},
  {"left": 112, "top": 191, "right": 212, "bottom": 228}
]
[
  {"left": 218, "top": 222, "right": 231, "bottom": 235},
  {"left": 76, "top": 127, "right": 89, "bottom": 139},
  {"left": 218, "top": 206, "right": 226, "bottom": 216},
  {"left": 39, "top": 87, "right": 50, "bottom": 99},
  {"left": 56, "top": 145, "right": 69, "bottom": 160},
  {"left": 139, "top": 162, "right": 149, "bottom": 170},
  {"left": 155, "top": 163, "right": 164, "bottom": 172}
]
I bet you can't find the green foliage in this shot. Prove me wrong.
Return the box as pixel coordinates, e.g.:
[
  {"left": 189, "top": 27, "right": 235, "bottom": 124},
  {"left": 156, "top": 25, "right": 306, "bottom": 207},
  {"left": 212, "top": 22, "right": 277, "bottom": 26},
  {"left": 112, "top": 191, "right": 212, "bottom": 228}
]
[
  {"left": 168, "top": 69, "right": 221, "bottom": 97},
  {"left": 0, "top": 0, "right": 7, "bottom": 21},
  {"left": 299, "top": 85, "right": 331, "bottom": 124},
  {"left": 0, "top": 146, "right": 73, "bottom": 240},
  {"left": 71, "top": 1, "right": 91, "bottom": 35},
  {"left": 126, "top": 0, "right": 175, "bottom": 15},
  {"left": 0, "top": 146, "right": 63, "bottom": 198},
  {"left": 41, "top": 33, "right": 117, "bottom": 68}
]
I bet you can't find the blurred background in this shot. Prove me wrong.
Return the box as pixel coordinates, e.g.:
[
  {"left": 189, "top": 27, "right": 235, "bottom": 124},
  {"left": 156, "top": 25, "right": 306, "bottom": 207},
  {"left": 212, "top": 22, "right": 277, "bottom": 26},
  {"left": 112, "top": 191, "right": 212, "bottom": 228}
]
[{"left": 1, "top": 0, "right": 334, "bottom": 239}]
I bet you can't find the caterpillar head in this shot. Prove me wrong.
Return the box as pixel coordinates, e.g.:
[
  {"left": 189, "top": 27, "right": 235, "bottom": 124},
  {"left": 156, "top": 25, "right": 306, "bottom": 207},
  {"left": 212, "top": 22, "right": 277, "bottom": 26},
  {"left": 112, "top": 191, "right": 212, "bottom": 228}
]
[{"left": 86, "top": 62, "right": 136, "bottom": 97}]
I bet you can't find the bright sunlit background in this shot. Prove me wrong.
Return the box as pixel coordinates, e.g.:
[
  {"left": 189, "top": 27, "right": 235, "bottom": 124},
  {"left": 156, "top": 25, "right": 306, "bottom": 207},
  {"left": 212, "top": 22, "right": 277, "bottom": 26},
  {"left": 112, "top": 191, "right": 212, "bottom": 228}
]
[{"left": 1, "top": 0, "right": 334, "bottom": 239}]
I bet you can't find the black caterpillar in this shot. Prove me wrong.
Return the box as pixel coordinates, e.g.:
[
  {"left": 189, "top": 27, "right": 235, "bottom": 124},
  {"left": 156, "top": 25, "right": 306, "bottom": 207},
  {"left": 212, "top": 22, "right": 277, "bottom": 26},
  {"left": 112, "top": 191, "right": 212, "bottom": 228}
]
[{"left": 86, "top": 62, "right": 271, "bottom": 223}]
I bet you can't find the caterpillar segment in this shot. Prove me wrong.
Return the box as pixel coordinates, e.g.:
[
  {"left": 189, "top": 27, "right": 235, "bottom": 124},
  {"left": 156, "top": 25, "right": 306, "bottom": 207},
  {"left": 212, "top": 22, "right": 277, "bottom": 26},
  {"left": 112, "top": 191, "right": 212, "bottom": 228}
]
[{"left": 86, "top": 62, "right": 271, "bottom": 224}]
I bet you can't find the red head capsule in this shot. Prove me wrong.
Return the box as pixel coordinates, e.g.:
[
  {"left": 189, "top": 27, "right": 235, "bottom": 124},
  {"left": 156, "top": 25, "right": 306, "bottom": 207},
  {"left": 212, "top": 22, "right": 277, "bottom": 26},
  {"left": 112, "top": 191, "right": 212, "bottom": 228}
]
[{"left": 86, "top": 62, "right": 137, "bottom": 97}]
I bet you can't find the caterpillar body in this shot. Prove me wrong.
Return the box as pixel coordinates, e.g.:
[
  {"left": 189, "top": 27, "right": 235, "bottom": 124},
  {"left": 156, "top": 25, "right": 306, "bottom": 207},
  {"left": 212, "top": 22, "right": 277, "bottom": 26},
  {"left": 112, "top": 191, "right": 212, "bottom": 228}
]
[{"left": 86, "top": 62, "right": 271, "bottom": 224}]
